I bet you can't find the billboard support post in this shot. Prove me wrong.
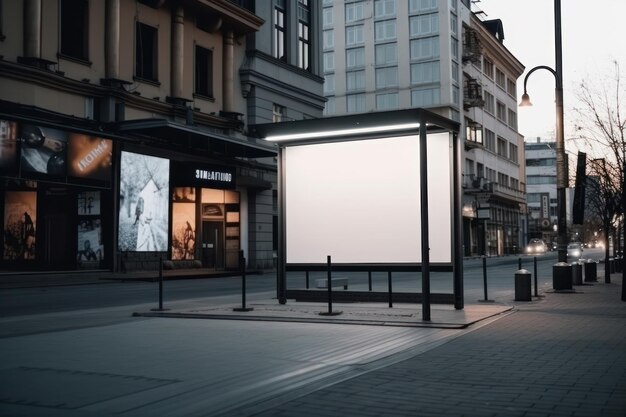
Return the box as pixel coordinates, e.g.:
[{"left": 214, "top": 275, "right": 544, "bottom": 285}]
[{"left": 419, "top": 120, "right": 431, "bottom": 321}]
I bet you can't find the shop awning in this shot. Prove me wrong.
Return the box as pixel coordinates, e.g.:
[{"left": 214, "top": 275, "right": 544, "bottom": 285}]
[{"left": 114, "top": 119, "right": 277, "bottom": 158}]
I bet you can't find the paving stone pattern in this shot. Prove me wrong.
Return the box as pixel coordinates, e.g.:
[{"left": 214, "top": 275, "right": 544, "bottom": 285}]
[{"left": 252, "top": 282, "right": 626, "bottom": 417}]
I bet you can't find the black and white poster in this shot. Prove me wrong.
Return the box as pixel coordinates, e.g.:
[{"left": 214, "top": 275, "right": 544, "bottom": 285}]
[
  {"left": 118, "top": 151, "right": 169, "bottom": 252},
  {"left": 3, "top": 191, "right": 37, "bottom": 260},
  {"left": 20, "top": 124, "right": 68, "bottom": 177},
  {"left": 77, "top": 191, "right": 101, "bottom": 215},
  {"left": 77, "top": 219, "right": 103, "bottom": 264}
]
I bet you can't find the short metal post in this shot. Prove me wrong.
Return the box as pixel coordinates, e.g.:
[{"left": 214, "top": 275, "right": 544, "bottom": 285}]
[
  {"left": 151, "top": 256, "right": 169, "bottom": 311},
  {"left": 533, "top": 256, "right": 539, "bottom": 297},
  {"left": 479, "top": 256, "right": 493, "bottom": 303},
  {"left": 388, "top": 271, "right": 393, "bottom": 308},
  {"left": 234, "top": 251, "right": 253, "bottom": 312},
  {"left": 518, "top": 257, "right": 522, "bottom": 271},
  {"left": 368, "top": 271, "right": 372, "bottom": 291},
  {"left": 319, "top": 255, "right": 341, "bottom": 316},
  {"left": 305, "top": 271, "right": 309, "bottom": 289}
]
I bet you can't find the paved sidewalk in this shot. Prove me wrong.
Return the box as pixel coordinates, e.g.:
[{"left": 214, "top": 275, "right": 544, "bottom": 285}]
[{"left": 249, "top": 276, "right": 626, "bottom": 417}]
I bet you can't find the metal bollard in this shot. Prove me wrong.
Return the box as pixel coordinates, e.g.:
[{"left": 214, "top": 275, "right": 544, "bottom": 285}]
[
  {"left": 518, "top": 257, "right": 522, "bottom": 270},
  {"left": 514, "top": 269, "right": 532, "bottom": 301},
  {"left": 368, "top": 271, "right": 372, "bottom": 292},
  {"left": 151, "top": 256, "right": 169, "bottom": 311},
  {"left": 233, "top": 252, "right": 253, "bottom": 312},
  {"left": 388, "top": 271, "right": 393, "bottom": 308},
  {"left": 305, "top": 270, "right": 310, "bottom": 289},
  {"left": 553, "top": 262, "right": 573, "bottom": 291},
  {"left": 479, "top": 256, "right": 494, "bottom": 302},
  {"left": 571, "top": 261, "right": 582, "bottom": 286},
  {"left": 319, "top": 255, "right": 342, "bottom": 316},
  {"left": 584, "top": 259, "right": 598, "bottom": 282},
  {"left": 533, "top": 256, "right": 539, "bottom": 297}
]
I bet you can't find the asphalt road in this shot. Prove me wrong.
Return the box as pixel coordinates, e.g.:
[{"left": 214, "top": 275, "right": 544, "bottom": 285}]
[{"left": 1, "top": 248, "right": 607, "bottom": 320}]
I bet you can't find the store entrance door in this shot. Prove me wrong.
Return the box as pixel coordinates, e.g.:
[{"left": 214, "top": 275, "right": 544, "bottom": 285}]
[{"left": 202, "top": 221, "right": 224, "bottom": 269}]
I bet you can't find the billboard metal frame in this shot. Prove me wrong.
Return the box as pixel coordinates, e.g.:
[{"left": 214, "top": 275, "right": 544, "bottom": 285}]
[{"left": 252, "top": 109, "right": 463, "bottom": 316}]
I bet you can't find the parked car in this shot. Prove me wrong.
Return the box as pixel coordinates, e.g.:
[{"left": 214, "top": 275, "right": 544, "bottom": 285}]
[
  {"left": 526, "top": 238, "right": 548, "bottom": 255},
  {"left": 567, "top": 242, "right": 583, "bottom": 259}
]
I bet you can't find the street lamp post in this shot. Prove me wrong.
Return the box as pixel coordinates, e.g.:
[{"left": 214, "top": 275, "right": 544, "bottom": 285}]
[{"left": 520, "top": 0, "right": 572, "bottom": 289}]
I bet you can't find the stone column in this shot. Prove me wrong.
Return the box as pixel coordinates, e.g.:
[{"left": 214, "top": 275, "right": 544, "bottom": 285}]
[
  {"left": 222, "top": 30, "right": 234, "bottom": 112},
  {"left": 171, "top": 5, "right": 184, "bottom": 99},
  {"left": 105, "top": 0, "right": 120, "bottom": 79},
  {"left": 23, "top": 0, "right": 41, "bottom": 58}
]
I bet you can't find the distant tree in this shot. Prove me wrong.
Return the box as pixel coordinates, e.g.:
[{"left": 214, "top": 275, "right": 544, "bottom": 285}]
[{"left": 572, "top": 61, "right": 625, "bottom": 279}]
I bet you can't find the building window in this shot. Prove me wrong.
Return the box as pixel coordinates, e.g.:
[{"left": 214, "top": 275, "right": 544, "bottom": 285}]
[
  {"left": 409, "top": 0, "right": 437, "bottom": 13},
  {"left": 376, "top": 66, "right": 398, "bottom": 89},
  {"left": 496, "top": 68, "right": 506, "bottom": 89},
  {"left": 477, "top": 163, "right": 484, "bottom": 178},
  {"left": 409, "top": 13, "right": 439, "bottom": 36},
  {"left": 451, "top": 61, "right": 459, "bottom": 83},
  {"left": 297, "top": 0, "right": 311, "bottom": 71},
  {"left": 375, "top": 0, "right": 396, "bottom": 17},
  {"left": 507, "top": 79, "right": 517, "bottom": 98},
  {"left": 450, "top": 0, "right": 458, "bottom": 11},
  {"left": 452, "top": 85, "right": 459, "bottom": 105},
  {"left": 497, "top": 137, "right": 508, "bottom": 158},
  {"left": 347, "top": 93, "right": 366, "bottom": 113},
  {"left": 273, "top": 104, "right": 286, "bottom": 122},
  {"left": 346, "top": 25, "right": 364, "bottom": 46},
  {"left": 323, "top": 6, "right": 333, "bottom": 27},
  {"left": 527, "top": 158, "right": 556, "bottom": 166},
  {"left": 345, "top": 1, "right": 365, "bottom": 22},
  {"left": 410, "top": 61, "right": 440, "bottom": 84},
  {"left": 451, "top": 36, "right": 458, "bottom": 60},
  {"left": 484, "top": 129, "right": 495, "bottom": 151},
  {"left": 411, "top": 87, "right": 440, "bottom": 107},
  {"left": 483, "top": 91, "right": 494, "bottom": 114},
  {"left": 376, "top": 92, "right": 399, "bottom": 110},
  {"left": 323, "top": 73, "right": 335, "bottom": 94},
  {"left": 483, "top": 58, "right": 494, "bottom": 79},
  {"left": 527, "top": 176, "right": 556, "bottom": 185},
  {"left": 410, "top": 36, "right": 439, "bottom": 61},
  {"left": 496, "top": 100, "right": 506, "bottom": 122},
  {"left": 195, "top": 45, "right": 213, "bottom": 97},
  {"left": 323, "top": 29, "right": 334, "bottom": 50},
  {"left": 498, "top": 172, "right": 509, "bottom": 187},
  {"left": 323, "top": 52, "right": 335, "bottom": 72},
  {"left": 375, "top": 19, "right": 397, "bottom": 42},
  {"left": 135, "top": 22, "right": 158, "bottom": 81},
  {"left": 346, "top": 47, "right": 365, "bottom": 69},
  {"left": 273, "top": 0, "right": 286, "bottom": 61},
  {"left": 60, "top": 0, "right": 89, "bottom": 61},
  {"left": 375, "top": 43, "right": 398, "bottom": 65},
  {"left": 509, "top": 143, "right": 518, "bottom": 163},
  {"left": 450, "top": 12, "right": 457, "bottom": 35},
  {"left": 346, "top": 70, "right": 366, "bottom": 91},
  {"left": 508, "top": 109, "right": 517, "bottom": 129}
]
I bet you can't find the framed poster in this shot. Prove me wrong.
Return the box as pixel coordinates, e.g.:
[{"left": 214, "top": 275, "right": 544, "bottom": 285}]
[
  {"left": 77, "top": 219, "right": 103, "bottom": 263},
  {"left": 77, "top": 191, "right": 101, "bottom": 215},
  {"left": 68, "top": 133, "right": 113, "bottom": 182},
  {"left": 118, "top": 152, "right": 170, "bottom": 252},
  {"left": 3, "top": 191, "right": 37, "bottom": 260},
  {"left": 171, "top": 203, "right": 196, "bottom": 260},
  {"left": 20, "top": 124, "right": 68, "bottom": 178},
  {"left": 0, "top": 119, "right": 19, "bottom": 175}
]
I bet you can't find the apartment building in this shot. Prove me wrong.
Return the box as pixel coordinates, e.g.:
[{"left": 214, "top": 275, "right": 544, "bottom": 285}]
[{"left": 321, "top": 0, "right": 525, "bottom": 256}]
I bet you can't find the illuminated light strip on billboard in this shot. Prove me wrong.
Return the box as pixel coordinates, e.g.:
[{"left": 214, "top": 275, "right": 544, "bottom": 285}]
[{"left": 264, "top": 122, "right": 421, "bottom": 142}]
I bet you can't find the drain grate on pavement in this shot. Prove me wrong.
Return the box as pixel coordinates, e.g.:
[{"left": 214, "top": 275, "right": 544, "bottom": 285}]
[{"left": 0, "top": 366, "right": 179, "bottom": 410}]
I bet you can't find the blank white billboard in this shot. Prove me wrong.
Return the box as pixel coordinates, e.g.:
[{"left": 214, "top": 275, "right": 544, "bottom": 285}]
[{"left": 284, "top": 132, "right": 451, "bottom": 264}]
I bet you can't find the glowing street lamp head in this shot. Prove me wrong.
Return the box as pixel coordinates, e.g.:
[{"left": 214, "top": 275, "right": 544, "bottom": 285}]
[{"left": 519, "top": 92, "right": 533, "bottom": 107}]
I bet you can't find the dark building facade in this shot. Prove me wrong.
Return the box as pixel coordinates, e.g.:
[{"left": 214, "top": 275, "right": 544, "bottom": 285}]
[{"left": 0, "top": 0, "right": 324, "bottom": 274}]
